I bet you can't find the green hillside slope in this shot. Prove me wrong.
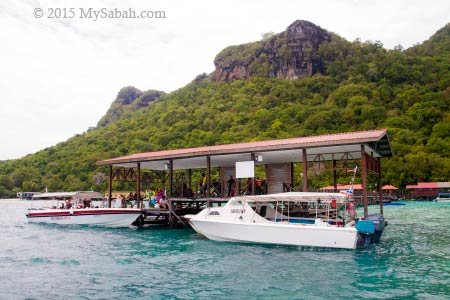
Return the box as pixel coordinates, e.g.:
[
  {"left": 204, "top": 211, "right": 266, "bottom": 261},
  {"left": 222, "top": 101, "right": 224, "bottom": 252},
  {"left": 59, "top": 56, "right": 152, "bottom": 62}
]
[{"left": 0, "top": 21, "right": 449, "bottom": 197}]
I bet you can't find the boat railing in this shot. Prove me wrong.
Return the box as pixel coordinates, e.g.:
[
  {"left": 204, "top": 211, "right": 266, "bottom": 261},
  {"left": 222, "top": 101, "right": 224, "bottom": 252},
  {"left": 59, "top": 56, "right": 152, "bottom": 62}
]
[{"left": 246, "top": 199, "right": 349, "bottom": 225}]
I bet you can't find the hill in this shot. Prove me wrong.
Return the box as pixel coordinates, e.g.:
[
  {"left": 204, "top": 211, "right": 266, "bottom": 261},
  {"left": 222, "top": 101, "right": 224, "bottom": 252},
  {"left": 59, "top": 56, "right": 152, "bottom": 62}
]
[{"left": 0, "top": 20, "right": 449, "bottom": 197}]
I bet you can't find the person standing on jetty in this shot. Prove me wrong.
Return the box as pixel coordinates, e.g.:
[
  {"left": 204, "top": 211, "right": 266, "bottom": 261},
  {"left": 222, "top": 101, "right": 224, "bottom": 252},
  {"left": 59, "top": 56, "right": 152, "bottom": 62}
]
[
  {"left": 227, "top": 175, "right": 236, "bottom": 197},
  {"left": 201, "top": 173, "right": 207, "bottom": 196},
  {"left": 155, "top": 188, "right": 163, "bottom": 203}
]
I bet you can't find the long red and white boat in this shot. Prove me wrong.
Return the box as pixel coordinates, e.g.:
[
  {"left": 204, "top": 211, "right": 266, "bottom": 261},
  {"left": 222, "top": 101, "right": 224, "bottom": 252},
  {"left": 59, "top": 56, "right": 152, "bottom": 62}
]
[{"left": 26, "top": 191, "right": 143, "bottom": 227}]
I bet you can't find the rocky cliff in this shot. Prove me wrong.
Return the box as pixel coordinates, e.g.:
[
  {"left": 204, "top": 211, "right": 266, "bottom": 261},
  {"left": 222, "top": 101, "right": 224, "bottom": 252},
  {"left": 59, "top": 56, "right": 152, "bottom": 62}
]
[{"left": 213, "top": 20, "right": 331, "bottom": 81}]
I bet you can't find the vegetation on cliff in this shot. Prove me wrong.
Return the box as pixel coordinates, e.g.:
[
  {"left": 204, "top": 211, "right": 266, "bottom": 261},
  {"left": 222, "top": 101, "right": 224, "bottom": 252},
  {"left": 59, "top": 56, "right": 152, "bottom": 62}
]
[
  {"left": 0, "top": 21, "right": 449, "bottom": 197},
  {"left": 97, "top": 87, "right": 164, "bottom": 127}
]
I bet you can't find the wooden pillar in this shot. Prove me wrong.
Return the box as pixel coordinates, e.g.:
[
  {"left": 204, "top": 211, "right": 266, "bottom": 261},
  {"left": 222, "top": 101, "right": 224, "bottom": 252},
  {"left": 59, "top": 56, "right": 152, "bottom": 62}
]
[
  {"left": 238, "top": 179, "right": 241, "bottom": 196},
  {"left": 290, "top": 163, "right": 294, "bottom": 190},
  {"left": 361, "top": 145, "right": 368, "bottom": 217},
  {"left": 136, "top": 163, "right": 141, "bottom": 208},
  {"left": 378, "top": 158, "right": 383, "bottom": 215},
  {"left": 188, "top": 168, "right": 192, "bottom": 190},
  {"left": 206, "top": 156, "right": 211, "bottom": 197},
  {"left": 162, "top": 170, "right": 166, "bottom": 194},
  {"left": 181, "top": 173, "right": 185, "bottom": 198},
  {"left": 332, "top": 158, "right": 337, "bottom": 192},
  {"left": 302, "top": 149, "right": 308, "bottom": 192},
  {"left": 251, "top": 153, "right": 256, "bottom": 195},
  {"left": 108, "top": 165, "right": 112, "bottom": 208},
  {"left": 169, "top": 160, "right": 173, "bottom": 198}
]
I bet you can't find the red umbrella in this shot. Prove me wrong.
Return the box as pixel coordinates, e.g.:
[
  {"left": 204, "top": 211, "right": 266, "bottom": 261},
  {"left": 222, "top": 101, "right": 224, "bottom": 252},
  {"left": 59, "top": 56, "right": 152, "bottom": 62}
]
[{"left": 382, "top": 185, "right": 398, "bottom": 190}]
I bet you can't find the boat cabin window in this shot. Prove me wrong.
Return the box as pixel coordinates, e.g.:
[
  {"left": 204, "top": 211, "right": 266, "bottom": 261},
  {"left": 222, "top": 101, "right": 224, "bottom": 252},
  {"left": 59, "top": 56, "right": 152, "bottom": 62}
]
[{"left": 438, "top": 193, "right": 450, "bottom": 198}]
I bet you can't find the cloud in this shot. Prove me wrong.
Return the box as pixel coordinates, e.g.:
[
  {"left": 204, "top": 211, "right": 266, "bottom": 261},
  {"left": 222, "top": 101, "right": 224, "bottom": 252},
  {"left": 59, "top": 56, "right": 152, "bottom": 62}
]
[{"left": 0, "top": 0, "right": 449, "bottom": 160}]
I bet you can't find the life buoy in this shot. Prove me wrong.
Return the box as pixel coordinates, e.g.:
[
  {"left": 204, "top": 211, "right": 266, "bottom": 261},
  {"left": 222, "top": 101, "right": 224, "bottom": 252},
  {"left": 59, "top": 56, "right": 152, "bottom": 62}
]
[{"left": 331, "top": 199, "right": 337, "bottom": 209}]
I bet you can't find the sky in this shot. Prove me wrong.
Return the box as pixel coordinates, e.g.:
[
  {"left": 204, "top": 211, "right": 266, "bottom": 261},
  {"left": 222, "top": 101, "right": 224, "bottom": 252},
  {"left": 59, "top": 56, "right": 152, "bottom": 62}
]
[{"left": 0, "top": 0, "right": 448, "bottom": 160}]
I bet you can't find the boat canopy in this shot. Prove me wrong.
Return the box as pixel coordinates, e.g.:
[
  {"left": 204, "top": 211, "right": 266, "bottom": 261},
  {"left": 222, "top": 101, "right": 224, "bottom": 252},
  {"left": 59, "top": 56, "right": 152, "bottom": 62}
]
[
  {"left": 229, "top": 192, "right": 349, "bottom": 204},
  {"left": 32, "top": 191, "right": 105, "bottom": 200}
]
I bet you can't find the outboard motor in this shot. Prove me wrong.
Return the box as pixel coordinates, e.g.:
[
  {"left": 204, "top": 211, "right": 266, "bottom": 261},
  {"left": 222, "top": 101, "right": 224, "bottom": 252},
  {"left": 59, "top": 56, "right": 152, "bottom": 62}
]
[
  {"left": 356, "top": 213, "right": 386, "bottom": 247},
  {"left": 365, "top": 213, "right": 386, "bottom": 243}
]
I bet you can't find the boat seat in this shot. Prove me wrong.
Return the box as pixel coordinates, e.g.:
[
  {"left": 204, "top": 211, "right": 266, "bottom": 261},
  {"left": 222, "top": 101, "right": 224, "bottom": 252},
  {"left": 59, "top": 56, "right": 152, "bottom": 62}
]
[{"left": 259, "top": 206, "right": 267, "bottom": 217}]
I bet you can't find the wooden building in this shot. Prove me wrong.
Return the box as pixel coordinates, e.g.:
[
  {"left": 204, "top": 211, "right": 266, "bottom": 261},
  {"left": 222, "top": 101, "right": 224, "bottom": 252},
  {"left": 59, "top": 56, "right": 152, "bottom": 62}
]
[
  {"left": 406, "top": 182, "right": 450, "bottom": 200},
  {"left": 97, "top": 129, "right": 392, "bottom": 218}
]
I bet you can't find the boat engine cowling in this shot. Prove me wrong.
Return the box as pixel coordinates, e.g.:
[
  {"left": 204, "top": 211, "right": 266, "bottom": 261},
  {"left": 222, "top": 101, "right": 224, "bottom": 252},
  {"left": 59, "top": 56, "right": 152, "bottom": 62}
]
[
  {"left": 364, "top": 213, "right": 386, "bottom": 232},
  {"left": 356, "top": 214, "right": 386, "bottom": 248},
  {"left": 356, "top": 220, "right": 375, "bottom": 234}
]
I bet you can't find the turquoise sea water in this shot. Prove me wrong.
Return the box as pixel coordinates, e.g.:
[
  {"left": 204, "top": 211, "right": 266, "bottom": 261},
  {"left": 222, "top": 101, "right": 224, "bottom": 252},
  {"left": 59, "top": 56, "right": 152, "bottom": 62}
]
[{"left": 0, "top": 200, "right": 449, "bottom": 300}]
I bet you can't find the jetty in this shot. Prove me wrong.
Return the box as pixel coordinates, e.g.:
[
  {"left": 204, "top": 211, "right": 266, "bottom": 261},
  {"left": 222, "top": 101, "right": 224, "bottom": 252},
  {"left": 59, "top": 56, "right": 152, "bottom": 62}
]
[{"left": 97, "top": 129, "right": 393, "bottom": 226}]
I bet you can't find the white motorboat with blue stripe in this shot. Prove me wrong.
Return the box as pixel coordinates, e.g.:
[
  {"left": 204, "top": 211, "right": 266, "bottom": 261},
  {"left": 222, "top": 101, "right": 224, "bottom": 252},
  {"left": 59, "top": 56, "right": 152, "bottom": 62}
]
[{"left": 186, "top": 192, "right": 385, "bottom": 249}]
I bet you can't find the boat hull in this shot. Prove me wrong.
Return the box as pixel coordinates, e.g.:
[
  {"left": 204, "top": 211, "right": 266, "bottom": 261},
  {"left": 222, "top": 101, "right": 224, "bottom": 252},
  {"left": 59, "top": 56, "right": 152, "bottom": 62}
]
[
  {"left": 435, "top": 199, "right": 450, "bottom": 203},
  {"left": 26, "top": 208, "right": 142, "bottom": 228},
  {"left": 189, "top": 219, "right": 358, "bottom": 249}
]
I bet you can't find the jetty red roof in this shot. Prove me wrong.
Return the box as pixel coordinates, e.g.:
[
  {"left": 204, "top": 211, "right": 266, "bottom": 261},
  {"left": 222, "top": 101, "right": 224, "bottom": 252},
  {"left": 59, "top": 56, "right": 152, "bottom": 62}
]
[
  {"left": 97, "top": 129, "right": 392, "bottom": 170},
  {"left": 406, "top": 182, "right": 450, "bottom": 189}
]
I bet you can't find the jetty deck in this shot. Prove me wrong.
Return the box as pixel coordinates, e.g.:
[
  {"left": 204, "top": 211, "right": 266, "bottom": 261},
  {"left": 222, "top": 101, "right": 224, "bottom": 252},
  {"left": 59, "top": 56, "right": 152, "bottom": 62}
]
[{"left": 140, "top": 198, "right": 229, "bottom": 226}]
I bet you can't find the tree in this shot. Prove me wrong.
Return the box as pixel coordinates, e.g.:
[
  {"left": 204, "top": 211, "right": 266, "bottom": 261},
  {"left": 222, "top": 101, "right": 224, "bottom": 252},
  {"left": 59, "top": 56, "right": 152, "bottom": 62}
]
[
  {"left": 22, "top": 181, "right": 39, "bottom": 192},
  {"left": 261, "top": 32, "right": 275, "bottom": 41},
  {"left": 92, "top": 172, "right": 106, "bottom": 189},
  {"left": 0, "top": 175, "right": 13, "bottom": 190}
]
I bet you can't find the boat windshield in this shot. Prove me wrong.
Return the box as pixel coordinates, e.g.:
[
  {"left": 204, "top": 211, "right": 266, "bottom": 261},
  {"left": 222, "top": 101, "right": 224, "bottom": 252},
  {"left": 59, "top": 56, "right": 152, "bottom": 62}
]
[{"left": 227, "top": 199, "right": 244, "bottom": 206}]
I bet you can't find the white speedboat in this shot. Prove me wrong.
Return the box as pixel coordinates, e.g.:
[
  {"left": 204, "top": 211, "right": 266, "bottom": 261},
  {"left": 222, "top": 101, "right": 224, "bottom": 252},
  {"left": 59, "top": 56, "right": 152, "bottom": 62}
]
[
  {"left": 17, "top": 192, "right": 41, "bottom": 200},
  {"left": 186, "top": 192, "right": 385, "bottom": 249},
  {"left": 26, "top": 191, "right": 143, "bottom": 227},
  {"left": 434, "top": 193, "right": 450, "bottom": 203}
]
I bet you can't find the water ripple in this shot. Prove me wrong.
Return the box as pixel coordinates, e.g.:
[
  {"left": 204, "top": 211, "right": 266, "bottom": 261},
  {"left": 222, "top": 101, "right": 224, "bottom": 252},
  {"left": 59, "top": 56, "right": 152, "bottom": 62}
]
[{"left": 1, "top": 200, "right": 450, "bottom": 299}]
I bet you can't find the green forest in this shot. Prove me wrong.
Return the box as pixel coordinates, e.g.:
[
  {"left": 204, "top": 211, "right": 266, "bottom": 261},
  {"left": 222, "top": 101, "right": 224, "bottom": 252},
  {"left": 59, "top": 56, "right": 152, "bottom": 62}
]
[{"left": 0, "top": 22, "right": 449, "bottom": 197}]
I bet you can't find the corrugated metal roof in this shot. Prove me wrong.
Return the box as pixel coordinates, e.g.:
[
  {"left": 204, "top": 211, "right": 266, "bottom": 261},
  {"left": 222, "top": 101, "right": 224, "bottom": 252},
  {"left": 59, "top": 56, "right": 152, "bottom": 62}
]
[
  {"left": 417, "top": 182, "right": 439, "bottom": 188},
  {"left": 406, "top": 182, "right": 450, "bottom": 189},
  {"left": 97, "top": 129, "right": 391, "bottom": 167}
]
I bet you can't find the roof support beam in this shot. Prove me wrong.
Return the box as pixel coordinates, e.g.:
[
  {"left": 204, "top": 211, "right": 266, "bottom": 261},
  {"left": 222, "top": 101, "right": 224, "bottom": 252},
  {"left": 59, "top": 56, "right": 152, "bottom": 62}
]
[
  {"left": 333, "top": 158, "right": 337, "bottom": 193},
  {"left": 188, "top": 168, "right": 192, "bottom": 190},
  {"left": 361, "top": 145, "right": 368, "bottom": 217},
  {"left": 136, "top": 162, "right": 141, "bottom": 208},
  {"left": 378, "top": 158, "right": 383, "bottom": 215},
  {"left": 169, "top": 160, "right": 173, "bottom": 198},
  {"left": 206, "top": 156, "right": 211, "bottom": 198},
  {"left": 290, "top": 162, "right": 294, "bottom": 190},
  {"left": 108, "top": 165, "right": 112, "bottom": 208},
  {"left": 251, "top": 153, "right": 256, "bottom": 195},
  {"left": 302, "top": 149, "right": 308, "bottom": 192}
]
